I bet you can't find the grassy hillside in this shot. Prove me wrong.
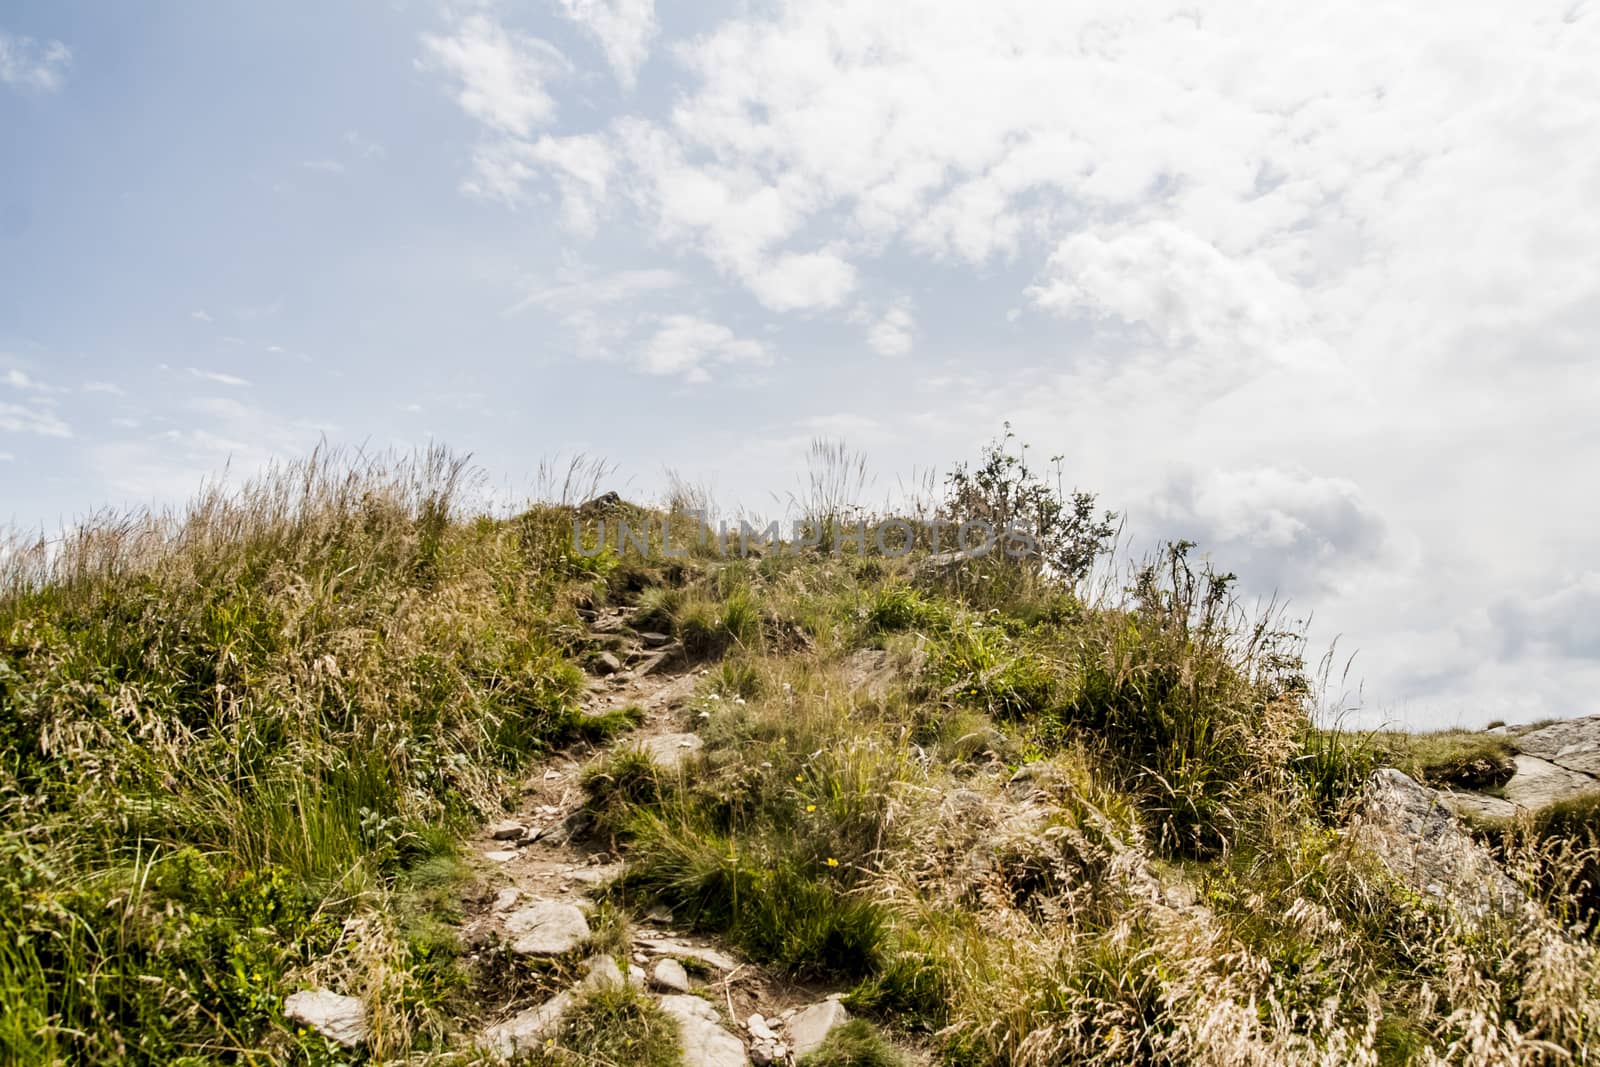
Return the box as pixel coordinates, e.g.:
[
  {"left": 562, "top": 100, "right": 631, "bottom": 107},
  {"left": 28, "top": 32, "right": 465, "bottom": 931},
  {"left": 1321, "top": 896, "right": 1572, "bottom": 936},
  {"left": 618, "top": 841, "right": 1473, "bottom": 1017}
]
[{"left": 2, "top": 440, "right": 1598, "bottom": 1064}]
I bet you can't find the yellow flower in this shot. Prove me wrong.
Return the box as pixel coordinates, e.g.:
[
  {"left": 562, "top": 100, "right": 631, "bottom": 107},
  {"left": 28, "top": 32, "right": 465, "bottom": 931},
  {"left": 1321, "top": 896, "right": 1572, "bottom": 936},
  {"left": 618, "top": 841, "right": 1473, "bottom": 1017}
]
[
  {"left": 806, "top": 804, "right": 816, "bottom": 812},
  {"left": 795, "top": 775, "right": 803, "bottom": 782},
  {"left": 826, "top": 857, "right": 839, "bottom": 867}
]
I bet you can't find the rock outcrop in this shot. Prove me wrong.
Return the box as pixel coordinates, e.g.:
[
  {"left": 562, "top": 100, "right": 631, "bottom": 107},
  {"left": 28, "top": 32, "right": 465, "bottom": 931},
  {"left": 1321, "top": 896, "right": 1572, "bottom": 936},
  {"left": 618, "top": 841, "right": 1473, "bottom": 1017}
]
[{"left": 1349, "top": 769, "right": 1523, "bottom": 920}]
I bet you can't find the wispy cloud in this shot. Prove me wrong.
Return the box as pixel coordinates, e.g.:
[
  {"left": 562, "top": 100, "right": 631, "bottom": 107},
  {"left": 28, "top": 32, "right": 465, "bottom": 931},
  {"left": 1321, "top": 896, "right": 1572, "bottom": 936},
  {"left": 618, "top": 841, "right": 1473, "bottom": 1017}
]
[
  {"left": 187, "top": 368, "right": 252, "bottom": 387},
  {"left": 0, "top": 30, "right": 71, "bottom": 93},
  {"left": 554, "top": 0, "right": 657, "bottom": 90},
  {"left": 82, "top": 381, "right": 124, "bottom": 395},
  {"left": 419, "top": 14, "right": 568, "bottom": 139},
  {"left": 0, "top": 402, "right": 70, "bottom": 438},
  {"left": 190, "top": 310, "right": 212, "bottom": 322},
  {"left": 299, "top": 159, "right": 346, "bottom": 175}
]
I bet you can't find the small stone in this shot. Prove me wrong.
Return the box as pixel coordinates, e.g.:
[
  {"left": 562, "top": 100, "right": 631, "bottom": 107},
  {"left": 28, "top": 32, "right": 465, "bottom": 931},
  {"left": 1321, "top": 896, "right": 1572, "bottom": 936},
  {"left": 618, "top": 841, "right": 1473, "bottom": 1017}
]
[
  {"left": 543, "top": 770, "right": 561, "bottom": 780},
  {"left": 580, "top": 955, "right": 626, "bottom": 991},
  {"left": 651, "top": 957, "right": 691, "bottom": 993},
  {"left": 283, "top": 988, "right": 367, "bottom": 1048},
  {"left": 633, "top": 937, "right": 739, "bottom": 972},
  {"left": 627, "top": 964, "right": 648, "bottom": 988},
  {"left": 645, "top": 906, "right": 674, "bottom": 924},
  {"left": 787, "top": 999, "right": 850, "bottom": 1058},
  {"left": 633, "top": 951, "right": 650, "bottom": 964},
  {"left": 593, "top": 651, "right": 624, "bottom": 676},
  {"left": 489, "top": 820, "right": 525, "bottom": 841},
  {"left": 491, "top": 887, "right": 521, "bottom": 912},
  {"left": 639, "top": 631, "right": 672, "bottom": 647},
  {"left": 504, "top": 901, "right": 591, "bottom": 956},
  {"left": 484, "top": 849, "right": 520, "bottom": 862},
  {"left": 747, "top": 1013, "right": 778, "bottom": 1041}
]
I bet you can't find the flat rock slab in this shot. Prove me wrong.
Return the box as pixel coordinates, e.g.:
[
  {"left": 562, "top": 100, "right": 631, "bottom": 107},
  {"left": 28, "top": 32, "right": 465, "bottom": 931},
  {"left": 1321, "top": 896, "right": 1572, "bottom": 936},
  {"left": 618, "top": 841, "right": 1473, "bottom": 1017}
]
[
  {"left": 1501, "top": 754, "right": 1600, "bottom": 809},
  {"left": 283, "top": 988, "right": 367, "bottom": 1048},
  {"left": 1515, "top": 716, "right": 1600, "bottom": 778},
  {"left": 658, "top": 994, "right": 749, "bottom": 1067},
  {"left": 787, "top": 999, "right": 850, "bottom": 1058},
  {"left": 637, "top": 733, "right": 705, "bottom": 770},
  {"left": 1440, "top": 790, "right": 1518, "bottom": 822},
  {"left": 505, "top": 900, "right": 591, "bottom": 956},
  {"left": 480, "top": 991, "right": 574, "bottom": 1060},
  {"left": 565, "top": 862, "right": 627, "bottom": 885},
  {"left": 635, "top": 937, "right": 740, "bottom": 973}
]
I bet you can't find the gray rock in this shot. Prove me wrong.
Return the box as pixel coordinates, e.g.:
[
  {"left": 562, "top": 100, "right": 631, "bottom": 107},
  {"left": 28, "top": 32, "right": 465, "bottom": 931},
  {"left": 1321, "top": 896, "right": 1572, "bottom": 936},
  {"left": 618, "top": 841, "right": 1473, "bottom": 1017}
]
[
  {"left": 480, "top": 992, "right": 575, "bottom": 1060},
  {"left": 593, "top": 651, "right": 624, "bottom": 676},
  {"left": 786, "top": 999, "right": 850, "bottom": 1058},
  {"left": 483, "top": 849, "right": 520, "bottom": 863},
  {"left": 637, "top": 732, "right": 705, "bottom": 770},
  {"left": 639, "top": 631, "right": 673, "bottom": 647},
  {"left": 489, "top": 820, "right": 525, "bottom": 841},
  {"left": 283, "top": 988, "right": 367, "bottom": 1048},
  {"left": 747, "top": 1014, "right": 778, "bottom": 1041},
  {"left": 628, "top": 963, "right": 648, "bottom": 988},
  {"left": 650, "top": 957, "right": 691, "bottom": 993},
  {"left": 580, "top": 954, "right": 627, "bottom": 992},
  {"left": 1501, "top": 754, "right": 1600, "bottom": 809},
  {"left": 1350, "top": 769, "right": 1522, "bottom": 919},
  {"left": 634, "top": 937, "right": 740, "bottom": 972},
  {"left": 491, "top": 887, "right": 521, "bottom": 912},
  {"left": 505, "top": 900, "right": 591, "bottom": 956},
  {"left": 1439, "top": 790, "right": 1517, "bottom": 822},
  {"left": 1515, "top": 717, "right": 1600, "bottom": 779},
  {"left": 658, "top": 995, "right": 749, "bottom": 1067}
]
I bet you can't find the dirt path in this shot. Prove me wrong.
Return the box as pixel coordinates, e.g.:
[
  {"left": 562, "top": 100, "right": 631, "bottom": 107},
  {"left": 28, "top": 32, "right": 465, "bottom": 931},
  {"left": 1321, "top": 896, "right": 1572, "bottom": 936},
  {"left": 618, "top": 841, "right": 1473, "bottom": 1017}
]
[{"left": 451, "top": 608, "right": 872, "bottom": 1065}]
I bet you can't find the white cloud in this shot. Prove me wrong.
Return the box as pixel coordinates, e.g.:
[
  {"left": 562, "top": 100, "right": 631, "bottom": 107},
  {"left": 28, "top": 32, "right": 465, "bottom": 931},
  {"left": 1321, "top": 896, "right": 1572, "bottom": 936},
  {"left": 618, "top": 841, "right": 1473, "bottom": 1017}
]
[
  {"left": 190, "top": 310, "right": 212, "bottom": 322},
  {"left": 555, "top": 0, "right": 656, "bottom": 89},
  {"left": 0, "top": 30, "right": 70, "bottom": 93},
  {"left": 420, "top": 14, "right": 567, "bottom": 139},
  {"left": 506, "top": 267, "right": 679, "bottom": 316},
  {"left": 300, "top": 159, "right": 346, "bottom": 174},
  {"left": 864, "top": 303, "right": 915, "bottom": 357},
  {"left": 342, "top": 131, "right": 385, "bottom": 159},
  {"left": 640, "top": 315, "right": 768, "bottom": 382},
  {"left": 82, "top": 381, "right": 123, "bottom": 395},
  {"left": 0, "top": 451, "right": 13, "bottom": 462},
  {"left": 0, "top": 402, "right": 70, "bottom": 438},
  {"left": 187, "top": 368, "right": 252, "bottom": 387},
  {"left": 746, "top": 251, "right": 857, "bottom": 312},
  {"left": 1492, "top": 574, "right": 1600, "bottom": 661}
]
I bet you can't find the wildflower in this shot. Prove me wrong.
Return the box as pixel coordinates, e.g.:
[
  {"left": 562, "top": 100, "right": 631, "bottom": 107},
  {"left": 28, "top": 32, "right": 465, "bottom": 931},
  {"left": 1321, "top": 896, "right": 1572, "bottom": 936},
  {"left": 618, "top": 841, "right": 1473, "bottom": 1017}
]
[
  {"left": 826, "top": 857, "right": 839, "bottom": 867},
  {"left": 806, "top": 804, "right": 816, "bottom": 812}
]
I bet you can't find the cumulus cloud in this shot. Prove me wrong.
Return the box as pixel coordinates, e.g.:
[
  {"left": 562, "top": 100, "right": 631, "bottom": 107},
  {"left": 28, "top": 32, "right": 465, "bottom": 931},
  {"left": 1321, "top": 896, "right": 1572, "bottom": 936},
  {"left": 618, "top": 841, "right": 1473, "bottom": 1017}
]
[
  {"left": 1145, "top": 467, "right": 1397, "bottom": 598},
  {"left": 414, "top": 0, "right": 1600, "bottom": 718},
  {"left": 639, "top": 315, "right": 768, "bottom": 382},
  {"left": 0, "top": 30, "right": 70, "bottom": 93},
  {"left": 554, "top": 0, "right": 656, "bottom": 89},
  {"left": 864, "top": 303, "right": 915, "bottom": 357}
]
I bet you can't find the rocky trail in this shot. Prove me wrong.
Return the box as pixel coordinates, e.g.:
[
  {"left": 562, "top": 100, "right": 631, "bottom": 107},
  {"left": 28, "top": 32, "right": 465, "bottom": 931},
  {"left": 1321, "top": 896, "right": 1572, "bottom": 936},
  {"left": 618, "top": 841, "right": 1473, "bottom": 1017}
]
[{"left": 451, "top": 606, "right": 877, "bottom": 1066}]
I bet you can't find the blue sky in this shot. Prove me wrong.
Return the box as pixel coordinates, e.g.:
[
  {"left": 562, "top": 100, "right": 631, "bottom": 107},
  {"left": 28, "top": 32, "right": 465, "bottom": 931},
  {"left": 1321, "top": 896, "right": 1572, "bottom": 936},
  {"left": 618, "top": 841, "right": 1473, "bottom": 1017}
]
[{"left": 3, "top": 1, "right": 1599, "bottom": 727}]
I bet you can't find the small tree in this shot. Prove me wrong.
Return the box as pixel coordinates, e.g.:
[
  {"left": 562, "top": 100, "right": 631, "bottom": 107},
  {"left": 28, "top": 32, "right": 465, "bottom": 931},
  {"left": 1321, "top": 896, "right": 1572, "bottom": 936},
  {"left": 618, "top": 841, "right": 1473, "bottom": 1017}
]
[{"left": 941, "top": 424, "right": 1118, "bottom": 586}]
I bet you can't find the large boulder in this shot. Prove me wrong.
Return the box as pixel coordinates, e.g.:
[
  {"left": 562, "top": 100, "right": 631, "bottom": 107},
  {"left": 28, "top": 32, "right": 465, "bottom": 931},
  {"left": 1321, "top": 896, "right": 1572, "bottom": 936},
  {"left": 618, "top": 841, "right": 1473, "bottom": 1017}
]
[
  {"left": 480, "top": 992, "right": 575, "bottom": 1061},
  {"left": 1349, "top": 769, "right": 1523, "bottom": 920},
  {"left": 1501, "top": 754, "right": 1600, "bottom": 809},
  {"left": 786, "top": 998, "right": 851, "bottom": 1058}
]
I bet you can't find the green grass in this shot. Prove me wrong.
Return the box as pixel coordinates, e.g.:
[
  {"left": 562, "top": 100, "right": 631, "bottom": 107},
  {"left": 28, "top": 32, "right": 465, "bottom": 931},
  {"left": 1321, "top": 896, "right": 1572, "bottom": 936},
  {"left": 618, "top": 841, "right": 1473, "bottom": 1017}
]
[
  {"left": 1368, "top": 728, "right": 1518, "bottom": 789},
  {"left": 797, "top": 1018, "right": 906, "bottom": 1067},
  {"left": 6, "top": 433, "right": 1600, "bottom": 1065}
]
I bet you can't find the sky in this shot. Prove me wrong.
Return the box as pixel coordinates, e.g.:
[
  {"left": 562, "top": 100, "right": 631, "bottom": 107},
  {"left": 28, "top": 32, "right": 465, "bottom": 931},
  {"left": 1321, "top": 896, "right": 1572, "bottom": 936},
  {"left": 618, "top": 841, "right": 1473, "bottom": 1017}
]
[{"left": 2, "top": 1, "right": 1598, "bottom": 728}]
